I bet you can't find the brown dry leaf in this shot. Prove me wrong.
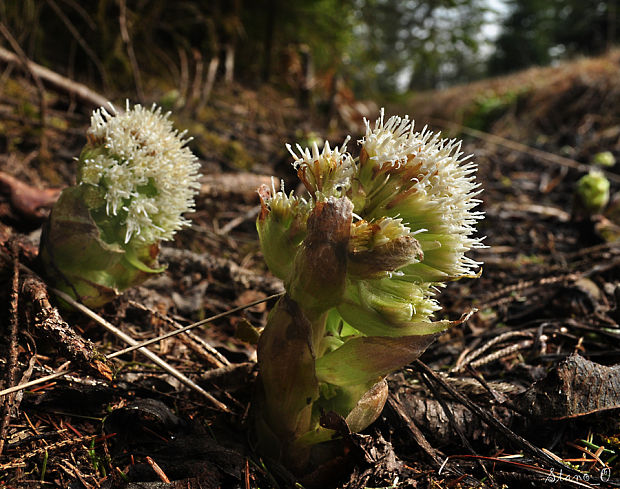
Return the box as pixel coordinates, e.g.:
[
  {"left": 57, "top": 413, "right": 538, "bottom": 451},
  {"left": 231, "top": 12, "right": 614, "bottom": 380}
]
[
  {"left": 0, "top": 171, "right": 61, "bottom": 219},
  {"left": 514, "top": 353, "right": 620, "bottom": 419}
]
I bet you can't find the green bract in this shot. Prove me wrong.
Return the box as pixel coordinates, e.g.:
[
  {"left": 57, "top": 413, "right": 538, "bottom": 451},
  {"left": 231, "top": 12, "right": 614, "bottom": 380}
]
[
  {"left": 39, "top": 102, "right": 201, "bottom": 307},
  {"left": 255, "top": 110, "right": 484, "bottom": 473}
]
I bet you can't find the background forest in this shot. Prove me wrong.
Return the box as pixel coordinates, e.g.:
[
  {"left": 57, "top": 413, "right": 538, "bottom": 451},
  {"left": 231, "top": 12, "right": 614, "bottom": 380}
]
[{"left": 2, "top": 0, "right": 619, "bottom": 101}]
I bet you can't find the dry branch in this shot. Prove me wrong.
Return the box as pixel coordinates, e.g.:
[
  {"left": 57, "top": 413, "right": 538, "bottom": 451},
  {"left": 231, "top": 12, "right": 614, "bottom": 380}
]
[
  {"left": 0, "top": 241, "right": 20, "bottom": 456},
  {"left": 0, "top": 46, "right": 110, "bottom": 108},
  {"left": 22, "top": 276, "right": 113, "bottom": 380}
]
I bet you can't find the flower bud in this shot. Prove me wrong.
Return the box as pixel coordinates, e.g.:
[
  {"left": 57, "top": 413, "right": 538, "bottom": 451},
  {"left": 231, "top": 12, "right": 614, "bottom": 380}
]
[
  {"left": 591, "top": 151, "right": 615, "bottom": 168},
  {"left": 348, "top": 217, "right": 423, "bottom": 279},
  {"left": 287, "top": 139, "right": 354, "bottom": 198},
  {"left": 257, "top": 182, "right": 311, "bottom": 281},
  {"left": 575, "top": 170, "right": 610, "bottom": 214},
  {"left": 337, "top": 277, "right": 445, "bottom": 337}
]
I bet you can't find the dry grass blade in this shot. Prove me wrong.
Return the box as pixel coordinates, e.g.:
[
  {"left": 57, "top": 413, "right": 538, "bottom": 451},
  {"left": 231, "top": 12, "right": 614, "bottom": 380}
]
[
  {"left": 0, "top": 248, "right": 280, "bottom": 403},
  {"left": 50, "top": 287, "right": 230, "bottom": 412},
  {"left": 108, "top": 292, "right": 283, "bottom": 359}
]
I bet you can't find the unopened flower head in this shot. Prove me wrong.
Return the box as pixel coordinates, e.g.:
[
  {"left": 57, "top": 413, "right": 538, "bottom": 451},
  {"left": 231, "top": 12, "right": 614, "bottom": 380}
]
[
  {"left": 79, "top": 101, "right": 201, "bottom": 244},
  {"left": 287, "top": 138, "right": 354, "bottom": 198},
  {"left": 257, "top": 180, "right": 312, "bottom": 281},
  {"left": 576, "top": 170, "right": 610, "bottom": 214}
]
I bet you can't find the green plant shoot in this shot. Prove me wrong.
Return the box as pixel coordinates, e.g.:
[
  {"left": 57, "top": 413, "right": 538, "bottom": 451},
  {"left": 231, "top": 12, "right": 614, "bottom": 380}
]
[
  {"left": 255, "top": 110, "right": 484, "bottom": 473},
  {"left": 576, "top": 170, "right": 610, "bottom": 214}
]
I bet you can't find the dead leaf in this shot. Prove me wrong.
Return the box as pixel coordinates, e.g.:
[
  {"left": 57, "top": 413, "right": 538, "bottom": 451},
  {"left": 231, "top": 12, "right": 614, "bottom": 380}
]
[
  {"left": 0, "top": 171, "right": 61, "bottom": 219},
  {"left": 514, "top": 353, "right": 620, "bottom": 419}
]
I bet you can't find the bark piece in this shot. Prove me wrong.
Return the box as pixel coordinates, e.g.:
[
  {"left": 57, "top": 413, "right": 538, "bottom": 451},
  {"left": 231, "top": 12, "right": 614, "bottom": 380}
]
[
  {"left": 514, "top": 353, "right": 620, "bottom": 419},
  {"left": 22, "top": 276, "right": 113, "bottom": 380}
]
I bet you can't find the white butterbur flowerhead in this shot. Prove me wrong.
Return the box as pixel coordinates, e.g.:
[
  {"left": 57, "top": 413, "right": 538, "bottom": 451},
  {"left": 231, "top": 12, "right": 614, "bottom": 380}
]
[
  {"left": 40, "top": 102, "right": 201, "bottom": 308},
  {"left": 335, "top": 110, "right": 485, "bottom": 335},
  {"left": 79, "top": 102, "right": 201, "bottom": 244},
  {"left": 356, "top": 110, "right": 484, "bottom": 279},
  {"left": 255, "top": 110, "right": 484, "bottom": 471}
]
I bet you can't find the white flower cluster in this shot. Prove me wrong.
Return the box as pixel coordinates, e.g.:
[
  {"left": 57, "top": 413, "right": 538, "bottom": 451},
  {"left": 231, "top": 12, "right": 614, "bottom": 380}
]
[
  {"left": 360, "top": 111, "right": 419, "bottom": 169},
  {"left": 286, "top": 138, "right": 354, "bottom": 198},
  {"left": 80, "top": 102, "right": 201, "bottom": 244},
  {"left": 258, "top": 110, "right": 484, "bottom": 337},
  {"left": 358, "top": 109, "right": 485, "bottom": 280},
  {"left": 280, "top": 109, "right": 484, "bottom": 282}
]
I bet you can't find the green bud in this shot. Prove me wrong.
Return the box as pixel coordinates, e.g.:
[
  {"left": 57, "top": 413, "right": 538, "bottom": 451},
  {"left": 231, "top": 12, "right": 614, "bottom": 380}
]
[
  {"left": 337, "top": 277, "right": 445, "bottom": 337},
  {"left": 576, "top": 171, "right": 610, "bottom": 214},
  {"left": 591, "top": 151, "right": 615, "bottom": 168},
  {"left": 257, "top": 184, "right": 310, "bottom": 281},
  {"left": 348, "top": 218, "right": 423, "bottom": 279}
]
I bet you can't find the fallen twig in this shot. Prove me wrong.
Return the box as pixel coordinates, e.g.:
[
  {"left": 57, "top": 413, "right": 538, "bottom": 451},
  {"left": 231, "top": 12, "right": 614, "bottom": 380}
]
[
  {"left": 413, "top": 360, "right": 588, "bottom": 480},
  {"left": 0, "top": 241, "right": 20, "bottom": 456},
  {"left": 22, "top": 276, "right": 113, "bottom": 380},
  {"left": 0, "top": 245, "right": 281, "bottom": 404},
  {"left": 417, "top": 368, "right": 498, "bottom": 487},
  {"left": 51, "top": 286, "right": 232, "bottom": 413},
  {"left": 0, "top": 46, "right": 111, "bottom": 109}
]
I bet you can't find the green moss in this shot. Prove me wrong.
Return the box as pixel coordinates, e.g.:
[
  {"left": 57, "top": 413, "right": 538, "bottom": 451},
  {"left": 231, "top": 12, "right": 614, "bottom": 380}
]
[
  {"left": 185, "top": 123, "right": 253, "bottom": 169},
  {"left": 463, "top": 88, "right": 527, "bottom": 131},
  {"left": 223, "top": 139, "right": 253, "bottom": 169}
]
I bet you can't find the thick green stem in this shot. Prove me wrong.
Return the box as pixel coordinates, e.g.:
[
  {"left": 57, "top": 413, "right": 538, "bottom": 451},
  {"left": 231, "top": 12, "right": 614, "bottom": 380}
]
[
  {"left": 256, "top": 197, "right": 352, "bottom": 470},
  {"left": 256, "top": 295, "right": 319, "bottom": 469}
]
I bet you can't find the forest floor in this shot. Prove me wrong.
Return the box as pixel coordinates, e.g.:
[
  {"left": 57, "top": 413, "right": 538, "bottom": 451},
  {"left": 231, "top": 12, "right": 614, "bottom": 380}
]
[{"left": 1, "top": 49, "right": 620, "bottom": 489}]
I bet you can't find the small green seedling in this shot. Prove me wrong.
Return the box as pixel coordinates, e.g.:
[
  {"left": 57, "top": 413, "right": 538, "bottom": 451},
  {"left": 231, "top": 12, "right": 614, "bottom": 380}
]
[
  {"left": 254, "top": 110, "right": 484, "bottom": 474},
  {"left": 39, "top": 102, "right": 201, "bottom": 307},
  {"left": 591, "top": 151, "right": 616, "bottom": 168},
  {"left": 576, "top": 170, "right": 610, "bottom": 215}
]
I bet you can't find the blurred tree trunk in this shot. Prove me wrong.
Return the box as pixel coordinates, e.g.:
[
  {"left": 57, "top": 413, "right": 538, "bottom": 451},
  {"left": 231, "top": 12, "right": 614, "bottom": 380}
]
[
  {"left": 262, "top": 0, "right": 276, "bottom": 82},
  {"left": 608, "top": 0, "right": 617, "bottom": 51}
]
